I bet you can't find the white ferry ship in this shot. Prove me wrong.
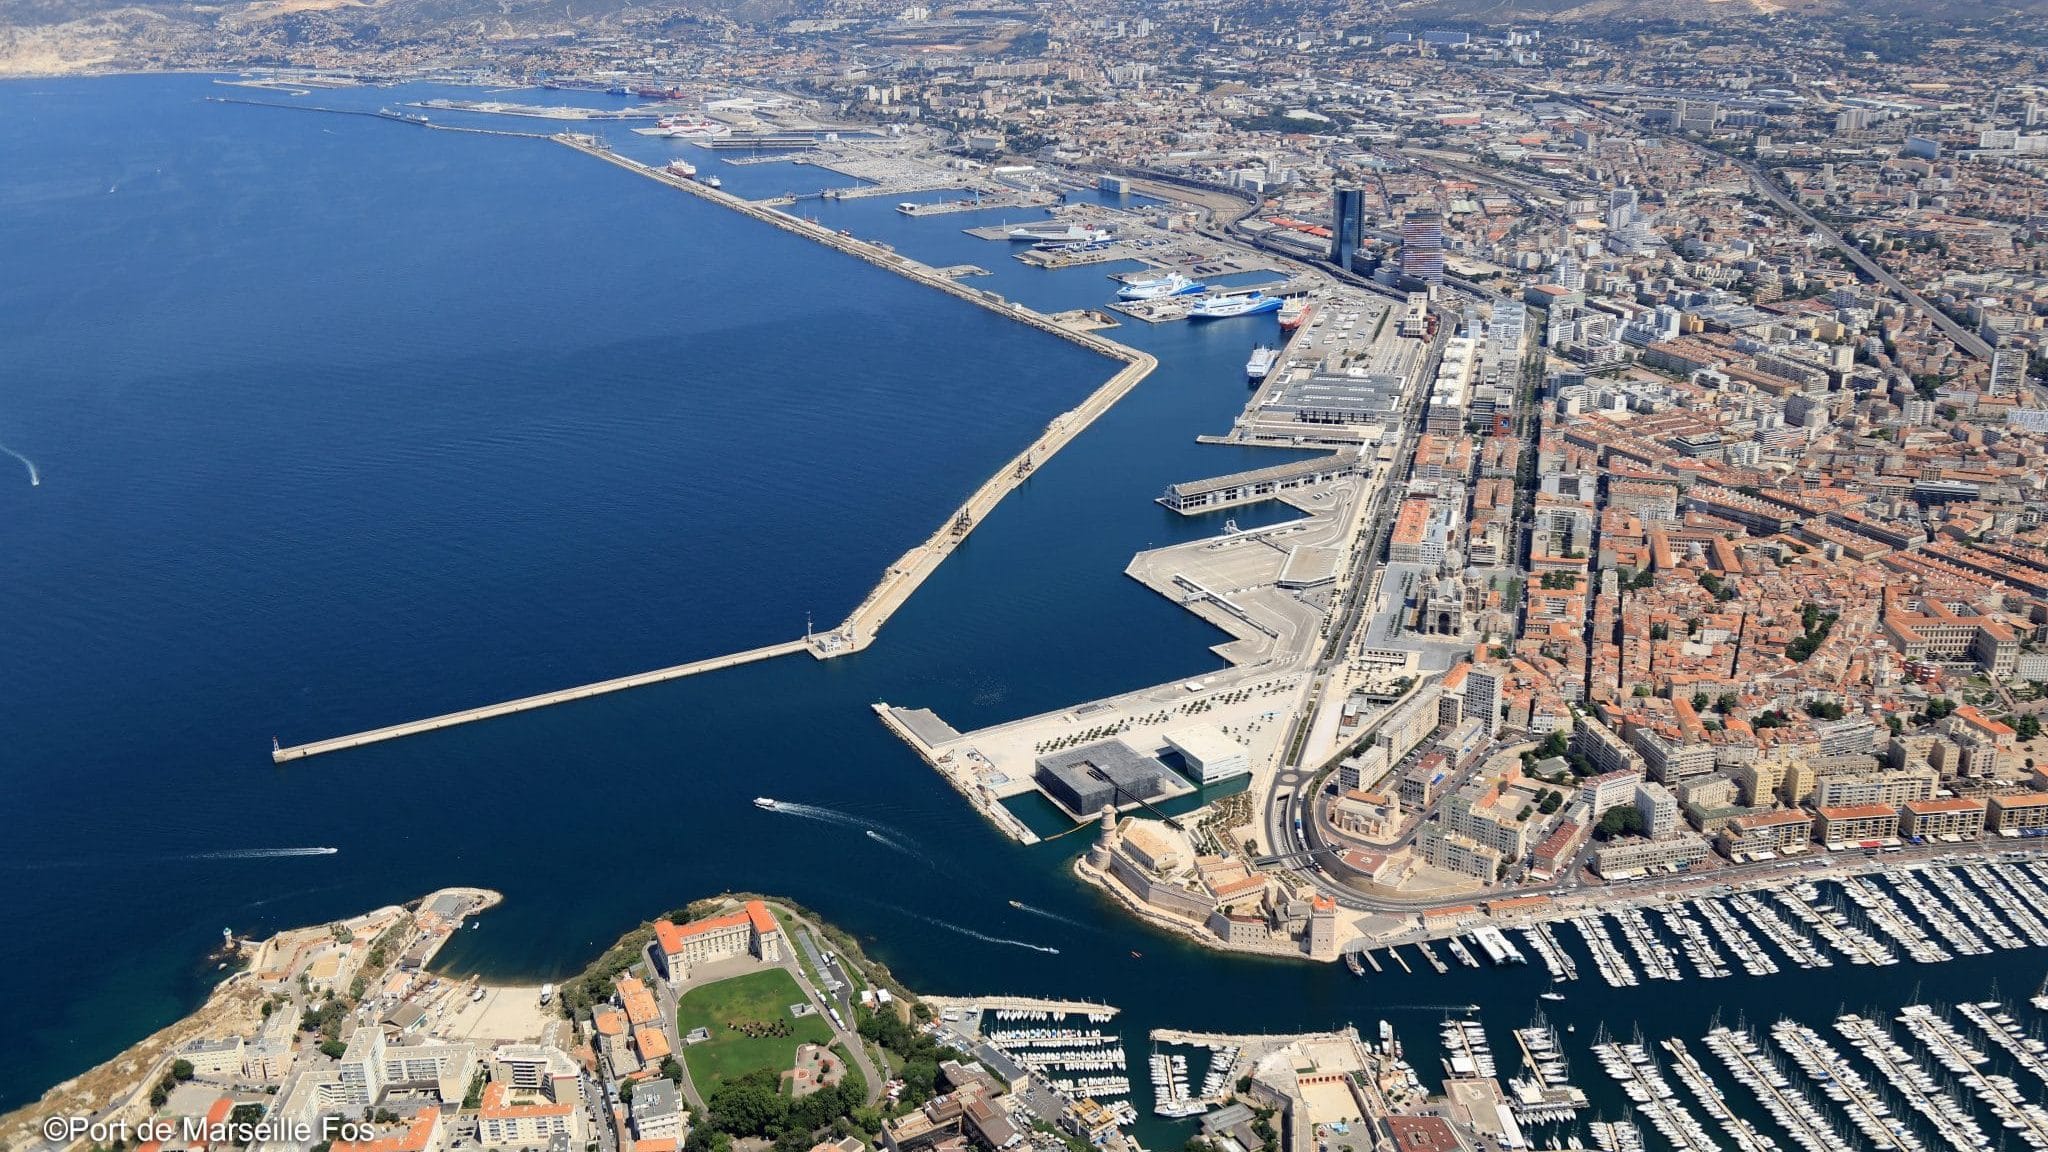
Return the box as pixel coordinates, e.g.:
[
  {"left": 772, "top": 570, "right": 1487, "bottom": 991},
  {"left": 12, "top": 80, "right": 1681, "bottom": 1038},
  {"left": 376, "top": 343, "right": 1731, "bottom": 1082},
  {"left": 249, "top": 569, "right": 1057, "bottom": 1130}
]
[
  {"left": 1117, "top": 273, "right": 1205, "bottom": 300},
  {"left": 1245, "top": 345, "right": 1278, "bottom": 381},
  {"left": 1187, "top": 293, "right": 1283, "bottom": 321}
]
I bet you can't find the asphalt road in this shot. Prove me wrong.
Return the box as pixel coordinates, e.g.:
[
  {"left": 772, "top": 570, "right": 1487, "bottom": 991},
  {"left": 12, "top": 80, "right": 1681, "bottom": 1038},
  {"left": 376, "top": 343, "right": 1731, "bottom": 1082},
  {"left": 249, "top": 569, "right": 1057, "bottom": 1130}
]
[
  {"left": 1725, "top": 151, "right": 1994, "bottom": 361},
  {"left": 1263, "top": 329, "right": 1438, "bottom": 873}
]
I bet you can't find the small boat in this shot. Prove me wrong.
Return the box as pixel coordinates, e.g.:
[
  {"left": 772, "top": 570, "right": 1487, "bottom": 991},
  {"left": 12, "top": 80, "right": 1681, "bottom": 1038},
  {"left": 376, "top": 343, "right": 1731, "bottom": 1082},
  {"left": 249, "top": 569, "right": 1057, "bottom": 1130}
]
[
  {"left": 1130, "top": 951, "right": 1143, "bottom": 959},
  {"left": 1008, "top": 900, "right": 1026, "bottom": 910},
  {"left": 1541, "top": 991, "right": 1566, "bottom": 1002},
  {"left": 754, "top": 797, "right": 779, "bottom": 811},
  {"left": 1346, "top": 952, "right": 1367, "bottom": 977}
]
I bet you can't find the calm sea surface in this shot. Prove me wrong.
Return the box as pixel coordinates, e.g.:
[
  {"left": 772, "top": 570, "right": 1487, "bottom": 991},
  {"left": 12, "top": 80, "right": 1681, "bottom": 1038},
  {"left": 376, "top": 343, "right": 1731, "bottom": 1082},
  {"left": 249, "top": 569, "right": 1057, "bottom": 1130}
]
[{"left": 4, "top": 76, "right": 2042, "bottom": 1152}]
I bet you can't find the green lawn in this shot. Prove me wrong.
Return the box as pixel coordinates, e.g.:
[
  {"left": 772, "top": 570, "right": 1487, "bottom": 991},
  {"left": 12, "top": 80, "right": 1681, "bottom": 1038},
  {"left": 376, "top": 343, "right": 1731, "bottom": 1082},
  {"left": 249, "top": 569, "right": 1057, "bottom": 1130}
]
[{"left": 676, "top": 967, "right": 834, "bottom": 1092}]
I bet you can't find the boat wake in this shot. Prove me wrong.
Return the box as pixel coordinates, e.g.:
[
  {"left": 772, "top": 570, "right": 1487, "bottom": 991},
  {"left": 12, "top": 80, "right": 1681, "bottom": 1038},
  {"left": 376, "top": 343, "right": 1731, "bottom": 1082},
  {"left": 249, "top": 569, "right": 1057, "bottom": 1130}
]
[
  {"left": 766, "top": 801, "right": 935, "bottom": 864},
  {"left": 1009, "top": 900, "right": 1089, "bottom": 929},
  {"left": 186, "top": 847, "right": 341, "bottom": 860},
  {"left": 2, "top": 847, "right": 339, "bottom": 871},
  {"left": 763, "top": 800, "right": 876, "bottom": 830},
  {"left": 0, "top": 443, "right": 40, "bottom": 486},
  {"left": 863, "top": 828, "right": 925, "bottom": 860},
  {"left": 889, "top": 906, "right": 1060, "bottom": 955},
  {"left": 239, "top": 882, "right": 348, "bottom": 910}
]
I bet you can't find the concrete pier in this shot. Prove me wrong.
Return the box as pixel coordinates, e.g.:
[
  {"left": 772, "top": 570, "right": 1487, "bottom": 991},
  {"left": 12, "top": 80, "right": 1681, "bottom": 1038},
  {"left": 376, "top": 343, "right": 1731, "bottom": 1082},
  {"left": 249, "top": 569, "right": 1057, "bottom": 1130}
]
[
  {"left": 826, "top": 349, "right": 1155, "bottom": 656},
  {"left": 874, "top": 704, "right": 1042, "bottom": 844},
  {"left": 1149, "top": 1028, "right": 1353, "bottom": 1048},
  {"left": 925, "top": 995, "right": 1120, "bottom": 1019},
  {"left": 271, "top": 640, "right": 804, "bottom": 762}
]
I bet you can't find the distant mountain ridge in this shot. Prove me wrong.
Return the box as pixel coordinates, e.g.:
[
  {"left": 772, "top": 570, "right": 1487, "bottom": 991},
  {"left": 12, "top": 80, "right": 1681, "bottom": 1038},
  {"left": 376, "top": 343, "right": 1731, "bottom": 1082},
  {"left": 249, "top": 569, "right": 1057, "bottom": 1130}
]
[{"left": 4, "top": 0, "right": 2045, "bottom": 77}]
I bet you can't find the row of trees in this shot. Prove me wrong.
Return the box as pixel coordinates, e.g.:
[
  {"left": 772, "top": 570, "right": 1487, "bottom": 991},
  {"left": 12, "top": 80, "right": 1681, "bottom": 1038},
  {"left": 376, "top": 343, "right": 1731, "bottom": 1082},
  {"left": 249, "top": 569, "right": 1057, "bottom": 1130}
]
[
  {"left": 1785, "top": 603, "right": 1840, "bottom": 663},
  {"left": 858, "top": 1004, "right": 969, "bottom": 1110},
  {"left": 301, "top": 996, "right": 349, "bottom": 1060},
  {"left": 1594, "top": 805, "right": 1645, "bottom": 841},
  {"left": 687, "top": 1068, "right": 868, "bottom": 1152},
  {"left": 687, "top": 1003, "right": 976, "bottom": 1152}
]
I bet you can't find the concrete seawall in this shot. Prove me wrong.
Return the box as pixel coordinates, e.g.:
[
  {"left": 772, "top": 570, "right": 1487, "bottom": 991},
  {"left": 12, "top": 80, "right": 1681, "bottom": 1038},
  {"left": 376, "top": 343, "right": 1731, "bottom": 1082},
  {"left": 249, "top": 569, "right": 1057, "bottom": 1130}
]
[
  {"left": 268, "top": 133, "right": 1157, "bottom": 763},
  {"left": 273, "top": 641, "right": 806, "bottom": 761},
  {"left": 551, "top": 135, "right": 1153, "bottom": 366},
  {"left": 872, "top": 703, "right": 1042, "bottom": 844},
  {"left": 829, "top": 347, "right": 1155, "bottom": 654}
]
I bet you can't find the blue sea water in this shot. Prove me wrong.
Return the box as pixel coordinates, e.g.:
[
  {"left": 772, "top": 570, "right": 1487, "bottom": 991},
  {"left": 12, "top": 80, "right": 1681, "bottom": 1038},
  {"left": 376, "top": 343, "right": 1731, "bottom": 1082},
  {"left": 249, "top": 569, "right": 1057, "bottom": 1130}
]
[
  {"left": 0, "top": 73, "right": 1296, "bottom": 1108},
  {"left": 6, "top": 75, "right": 2046, "bottom": 1152}
]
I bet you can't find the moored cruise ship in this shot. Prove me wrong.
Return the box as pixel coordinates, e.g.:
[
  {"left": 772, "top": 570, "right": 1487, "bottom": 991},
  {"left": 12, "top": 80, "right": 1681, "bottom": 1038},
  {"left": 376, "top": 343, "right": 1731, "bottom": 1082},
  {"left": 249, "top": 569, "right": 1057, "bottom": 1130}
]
[
  {"left": 1117, "top": 272, "right": 1206, "bottom": 300},
  {"left": 1187, "top": 293, "right": 1283, "bottom": 320}
]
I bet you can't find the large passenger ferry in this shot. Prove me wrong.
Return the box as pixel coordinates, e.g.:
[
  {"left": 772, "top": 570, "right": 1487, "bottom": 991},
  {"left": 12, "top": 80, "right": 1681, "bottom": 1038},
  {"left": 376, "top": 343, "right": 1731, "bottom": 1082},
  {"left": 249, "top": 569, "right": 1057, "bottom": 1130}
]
[
  {"left": 1117, "top": 272, "right": 1205, "bottom": 300},
  {"left": 1187, "top": 293, "right": 1283, "bottom": 320}
]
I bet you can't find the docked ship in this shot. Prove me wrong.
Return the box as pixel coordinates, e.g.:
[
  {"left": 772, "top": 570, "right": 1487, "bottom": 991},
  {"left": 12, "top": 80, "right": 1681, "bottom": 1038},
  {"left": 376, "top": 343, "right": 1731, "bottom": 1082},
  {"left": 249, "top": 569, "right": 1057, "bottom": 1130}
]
[
  {"left": 1279, "top": 297, "right": 1312, "bottom": 330},
  {"left": 1007, "top": 222, "right": 1111, "bottom": 243},
  {"left": 666, "top": 158, "right": 698, "bottom": 179},
  {"left": 1117, "top": 272, "right": 1205, "bottom": 301},
  {"left": 1187, "top": 293, "right": 1283, "bottom": 321},
  {"left": 1246, "top": 345, "right": 1279, "bottom": 381},
  {"left": 704, "top": 175, "right": 723, "bottom": 188}
]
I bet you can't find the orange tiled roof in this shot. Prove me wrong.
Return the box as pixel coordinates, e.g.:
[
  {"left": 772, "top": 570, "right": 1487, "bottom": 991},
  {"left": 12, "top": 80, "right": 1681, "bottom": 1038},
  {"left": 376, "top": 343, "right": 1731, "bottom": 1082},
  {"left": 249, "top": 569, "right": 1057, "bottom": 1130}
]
[
  {"left": 333, "top": 1115, "right": 439, "bottom": 1152},
  {"left": 654, "top": 912, "right": 749, "bottom": 953},
  {"left": 634, "top": 1026, "right": 672, "bottom": 1061}
]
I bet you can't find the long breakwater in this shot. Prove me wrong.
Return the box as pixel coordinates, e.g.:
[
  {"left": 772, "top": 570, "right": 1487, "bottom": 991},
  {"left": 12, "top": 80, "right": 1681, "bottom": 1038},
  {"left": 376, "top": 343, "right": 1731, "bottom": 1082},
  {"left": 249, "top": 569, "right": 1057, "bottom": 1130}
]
[{"left": 268, "top": 131, "right": 1155, "bottom": 763}]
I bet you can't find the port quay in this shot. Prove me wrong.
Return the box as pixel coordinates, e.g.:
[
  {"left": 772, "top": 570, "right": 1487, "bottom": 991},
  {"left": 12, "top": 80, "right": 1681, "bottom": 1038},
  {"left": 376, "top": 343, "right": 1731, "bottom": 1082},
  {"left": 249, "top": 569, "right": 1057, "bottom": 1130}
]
[{"left": 271, "top": 132, "right": 1156, "bottom": 764}]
